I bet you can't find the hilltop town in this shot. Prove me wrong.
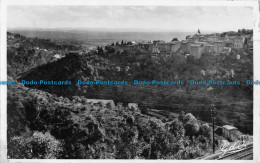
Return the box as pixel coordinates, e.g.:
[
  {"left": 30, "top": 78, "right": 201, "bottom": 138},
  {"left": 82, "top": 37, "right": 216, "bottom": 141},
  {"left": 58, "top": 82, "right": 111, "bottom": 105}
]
[{"left": 110, "top": 29, "right": 253, "bottom": 60}]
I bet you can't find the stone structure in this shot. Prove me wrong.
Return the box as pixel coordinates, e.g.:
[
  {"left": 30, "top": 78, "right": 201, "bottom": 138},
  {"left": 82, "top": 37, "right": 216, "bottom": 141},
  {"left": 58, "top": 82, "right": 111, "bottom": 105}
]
[
  {"left": 233, "top": 36, "right": 245, "bottom": 49},
  {"left": 112, "top": 29, "right": 249, "bottom": 60},
  {"left": 222, "top": 125, "right": 243, "bottom": 142},
  {"left": 214, "top": 41, "right": 224, "bottom": 54},
  {"left": 207, "top": 36, "right": 221, "bottom": 43},
  {"left": 205, "top": 45, "right": 214, "bottom": 55},
  {"left": 190, "top": 44, "right": 205, "bottom": 59},
  {"left": 171, "top": 41, "right": 181, "bottom": 52},
  {"left": 156, "top": 41, "right": 180, "bottom": 55},
  {"left": 181, "top": 41, "right": 190, "bottom": 53}
]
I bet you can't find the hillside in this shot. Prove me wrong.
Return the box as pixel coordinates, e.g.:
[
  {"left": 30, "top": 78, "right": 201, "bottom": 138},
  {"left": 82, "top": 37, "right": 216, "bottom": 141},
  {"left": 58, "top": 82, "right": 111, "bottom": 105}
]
[
  {"left": 7, "top": 31, "right": 253, "bottom": 159},
  {"left": 7, "top": 32, "right": 80, "bottom": 77},
  {"left": 7, "top": 77, "right": 213, "bottom": 159},
  {"left": 17, "top": 53, "right": 99, "bottom": 97},
  {"left": 17, "top": 39, "right": 253, "bottom": 135}
]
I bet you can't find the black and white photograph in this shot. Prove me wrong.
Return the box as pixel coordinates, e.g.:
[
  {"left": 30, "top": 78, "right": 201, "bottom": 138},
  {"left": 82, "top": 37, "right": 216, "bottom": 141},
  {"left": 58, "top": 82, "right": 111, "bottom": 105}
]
[{"left": 0, "top": 0, "right": 259, "bottom": 161}]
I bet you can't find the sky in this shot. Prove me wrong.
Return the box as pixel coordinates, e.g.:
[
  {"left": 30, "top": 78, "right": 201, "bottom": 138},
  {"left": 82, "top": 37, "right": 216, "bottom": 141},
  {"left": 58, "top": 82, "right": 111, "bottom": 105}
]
[{"left": 7, "top": 6, "right": 253, "bottom": 32}]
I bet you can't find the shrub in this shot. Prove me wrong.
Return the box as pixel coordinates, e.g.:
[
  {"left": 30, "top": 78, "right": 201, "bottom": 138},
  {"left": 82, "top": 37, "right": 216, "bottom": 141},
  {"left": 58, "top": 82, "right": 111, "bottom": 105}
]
[
  {"left": 8, "top": 131, "right": 62, "bottom": 159},
  {"left": 106, "top": 101, "right": 115, "bottom": 109},
  {"left": 183, "top": 113, "right": 197, "bottom": 124},
  {"left": 184, "top": 122, "right": 200, "bottom": 136},
  {"left": 97, "top": 101, "right": 105, "bottom": 107},
  {"left": 182, "top": 113, "right": 200, "bottom": 136},
  {"left": 168, "top": 119, "right": 185, "bottom": 137}
]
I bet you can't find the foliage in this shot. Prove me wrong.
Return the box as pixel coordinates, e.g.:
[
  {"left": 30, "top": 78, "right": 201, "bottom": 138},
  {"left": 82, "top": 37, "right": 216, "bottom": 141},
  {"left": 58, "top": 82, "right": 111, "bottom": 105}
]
[
  {"left": 8, "top": 131, "right": 62, "bottom": 159},
  {"left": 7, "top": 83, "right": 213, "bottom": 159}
]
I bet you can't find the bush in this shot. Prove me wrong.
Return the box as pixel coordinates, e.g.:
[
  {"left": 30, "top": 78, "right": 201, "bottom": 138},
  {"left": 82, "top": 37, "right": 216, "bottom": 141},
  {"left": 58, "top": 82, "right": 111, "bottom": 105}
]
[
  {"left": 183, "top": 113, "right": 200, "bottom": 136},
  {"left": 97, "top": 101, "right": 105, "bottom": 107},
  {"left": 8, "top": 131, "right": 62, "bottom": 159},
  {"left": 184, "top": 122, "right": 200, "bottom": 136},
  {"left": 106, "top": 101, "right": 115, "bottom": 109},
  {"left": 183, "top": 113, "right": 197, "bottom": 124},
  {"left": 168, "top": 119, "right": 185, "bottom": 137}
]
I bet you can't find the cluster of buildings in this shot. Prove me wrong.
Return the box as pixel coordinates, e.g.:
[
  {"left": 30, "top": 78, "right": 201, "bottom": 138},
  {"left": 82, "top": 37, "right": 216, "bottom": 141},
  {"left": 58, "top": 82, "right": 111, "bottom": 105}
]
[
  {"left": 182, "top": 30, "right": 247, "bottom": 59},
  {"left": 115, "top": 29, "right": 252, "bottom": 59},
  {"left": 115, "top": 39, "right": 181, "bottom": 58}
]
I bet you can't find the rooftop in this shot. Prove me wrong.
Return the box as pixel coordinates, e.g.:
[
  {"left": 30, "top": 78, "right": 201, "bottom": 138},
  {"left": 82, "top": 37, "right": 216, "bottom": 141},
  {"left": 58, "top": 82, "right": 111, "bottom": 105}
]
[
  {"left": 190, "top": 44, "right": 204, "bottom": 47},
  {"left": 223, "top": 125, "right": 238, "bottom": 130}
]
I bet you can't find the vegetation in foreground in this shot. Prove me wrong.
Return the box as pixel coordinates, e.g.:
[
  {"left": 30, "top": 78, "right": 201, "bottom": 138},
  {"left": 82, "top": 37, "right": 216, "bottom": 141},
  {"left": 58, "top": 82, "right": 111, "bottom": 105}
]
[{"left": 8, "top": 80, "right": 212, "bottom": 159}]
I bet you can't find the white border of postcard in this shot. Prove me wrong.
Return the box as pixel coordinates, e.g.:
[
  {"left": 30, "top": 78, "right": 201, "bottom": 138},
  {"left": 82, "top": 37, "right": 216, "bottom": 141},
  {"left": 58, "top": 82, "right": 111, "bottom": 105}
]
[{"left": 1, "top": 0, "right": 260, "bottom": 162}]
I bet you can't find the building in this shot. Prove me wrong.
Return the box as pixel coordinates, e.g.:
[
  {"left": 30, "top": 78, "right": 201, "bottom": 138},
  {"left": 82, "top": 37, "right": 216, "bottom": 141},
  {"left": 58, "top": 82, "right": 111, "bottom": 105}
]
[
  {"left": 165, "top": 52, "right": 172, "bottom": 58},
  {"left": 214, "top": 41, "right": 224, "bottom": 54},
  {"left": 152, "top": 45, "right": 159, "bottom": 53},
  {"left": 133, "top": 44, "right": 141, "bottom": 50},
  {"left": 139, "top": 43, "right": 153, "bottom": 52},
  {"left": 157, "top": 41, "right": 171, "bottom": 53},
  {"left": 151, "top": 52, "right": 159, "bottom": 59},
  {"left": 128, "top": 103, "right": 139, "bottom": 111},
  {"left": 207, "top": 35, "right": 221, "bottom": 43},
  {"left": 86, "top": 99, "right": 115, "bottom": 107},
  {"left": 124, "top": 45, "right": 135, "bottom": 51},
  {"left": 187, "top": 37, "right": 195, "bottom": 43},
  {"left": 198, "top": 36, "right": 207, "bottom": 42},
  {"left": 223, "top": 36, "right": 245, "bottom": 49},
  {"left": 170, "top": 41, "right": 181, "bottom": 53},
  {"left": 190, "top": 44, "right": 205, "bottom": 59},
  {"left": 248, "top": 36, "right": 253, "bottom": 49},
  {"left": 157, "top": 41, "right": 180, "bottom": 55},
  {"left": 224, "top": 36, "right": 235, "bottom": 47},
  {"left": 222, "top": 47, "right": 231, "bottom": 55},
  {"left": 115, "top": 47, "right": 124, "bottom": 54},
  {"left": 205, "top": 45, "right": 214, "bottom": 55},
  {"left": 233, "top": 36, "right": 245, "bottom": 49},
  {"left": 53, "top": 54, "right": 62, "bottom": 60},
  {"left": 193, "top": 41, "right": 207, "bottom": 46},
  {"left": 181, "top": 41, "right": 189, "bottom": 53},
  {"left": 222, "top": 125, "right": 243, "bottom": 142},
  {"left": 186, "top": 35, "right": 196, "bottom": 43}
]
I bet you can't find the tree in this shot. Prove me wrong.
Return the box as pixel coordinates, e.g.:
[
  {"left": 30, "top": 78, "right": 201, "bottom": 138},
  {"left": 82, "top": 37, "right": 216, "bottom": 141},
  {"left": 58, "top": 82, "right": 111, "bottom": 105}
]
[
  {"left": 183, "top": 113, "right": 200, "bottom": 136},
  {"left": 8, "top": 131, "right": 62, "bottom": 159},
  {"left": 242, "top": 29, "right": 246, "bottom": 34},
  {"left": 97, "top": 47, "right": 104, "bottom": 55},
  {"left": 168, "top": 119, "right": 185, "bottom": 137},
  {"left": 172, "top": 38, "right": 179, "bottom": 42},
  {"left": 184, "top": 122, "right": 200, "bottom": 136},
  {"left": 121, "top": 40, "right": 124, "bottom": 46}
]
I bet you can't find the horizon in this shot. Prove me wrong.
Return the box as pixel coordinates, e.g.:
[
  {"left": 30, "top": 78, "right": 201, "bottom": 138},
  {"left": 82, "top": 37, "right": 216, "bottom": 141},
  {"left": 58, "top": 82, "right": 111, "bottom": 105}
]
[
  {"left": 7, "top": 27, "right": 250, "bottom": 42},
  {"left": 8, "top": 27, "right": 246, "bottom": 33}
]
